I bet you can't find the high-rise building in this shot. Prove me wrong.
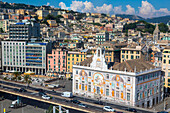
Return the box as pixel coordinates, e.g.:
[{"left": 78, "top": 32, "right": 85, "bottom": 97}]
[
  {"left": 9, "top": 20, "right": 40, "bottom": 40},
  {"left": 1, "top": 41, "right": 51, "bottom": 75}
]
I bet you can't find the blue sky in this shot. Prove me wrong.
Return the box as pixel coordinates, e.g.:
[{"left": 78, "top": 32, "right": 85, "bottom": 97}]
[{"left": 3, "top": 0, "right": 170, "bottom": 18}]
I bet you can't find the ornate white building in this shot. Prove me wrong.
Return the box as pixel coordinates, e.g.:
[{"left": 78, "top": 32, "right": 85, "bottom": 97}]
[{"left": 72, "top": 48, "right": 164, "bottom": 108}]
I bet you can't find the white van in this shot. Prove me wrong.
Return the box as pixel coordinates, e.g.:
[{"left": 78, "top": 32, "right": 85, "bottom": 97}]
[{"left": 61, "top": 92, "right": 73, "bottom": 98}]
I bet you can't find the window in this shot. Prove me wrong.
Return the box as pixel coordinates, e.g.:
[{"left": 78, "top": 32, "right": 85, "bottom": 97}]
[
  {"left": 122, "top": 50, "right": 125, "bottom": 53},
  {"left": 89, "top": 72, "right": 91, "bottom": 76},
  {"left": 164, "top": 59, "right": 166, "bottom": 63},
  {"left": 127, "top": 93, "right": 130, "bottom": 101},
  {"left": 126, "top": 55, "right": 128, "bottom": 59},
  {"left": 88, "top": 82, "right": 91, "bottom": 92},
  {"left": 122, "top": 55, "right": 124, "bottom": 58},
  {"left": 116, "top": 91, "right": 119, "bottom": 98},
  {"left": 48, "top": 60, "right": 50, "bottom": 64},
  {"left": 76, "top": 70, "right": 78, "bottom": 74},
  {"left": 136, "top": 51, "right": 139, "bottom": 54},
  {"left": 76, "top": 80, "right": 78, "bottom": 89},
  {"left": 131, "top": 55, "right": 134, "bottom": 59},
  {"left": 130, "top": 51, "right": 134, "bottom": 54},
  {"left": 137, "top": 93, "right": 140, "bottom": 100},
  {"left": 106, "top": 89, "right": 109, "bottom": 96},
  {"left": 106, "top": 74, "right": 109, "bottom": 79},
  {"left": 54, "top": 51, "right": 55, "bottom": 54},
  {"left": 127, "top": 77, "right": 130, "bottom": 82},
  {"left": 82, "top": 82, "right": 85, "bottom": 91},
  {"left": 168, "top": 73, "right": 170, "bottom": 77}
]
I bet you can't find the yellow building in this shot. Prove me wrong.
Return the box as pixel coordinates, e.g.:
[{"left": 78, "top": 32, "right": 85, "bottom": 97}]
[
  {"left": 162, "top": 46, "right": 170, "bottom": 92},
  {"left": 47, "top": 20, "right": 57, "bottom": 27},
  {"left": 66, "top": 50, "right": 87, "bottom": 78},
  {"left": 15, "top": 9, "right": 25, "bottom": 15},
  {"left": 121, "top": 46, "right": 143, "bottom": 62},
  {"left": 36, "top": 10, "right": 49, "bottom": 20}
]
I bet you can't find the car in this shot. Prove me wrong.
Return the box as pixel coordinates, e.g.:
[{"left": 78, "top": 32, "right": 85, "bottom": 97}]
[
  {"left": 94, "top": 101, "right": 103, "bottom": 105},
  {"left": 13, "top": 88, "right": 19, "bottom": 92},
  {"left": 70, "top": 99, "right": 80, "bottom": 104},
  {"left": 78, "top": 103, "right": 87, "bottom": 108},
  {"left": 19, "top": 88, "right": 27, "bottom": 92},
  {"left": 103, "top": 106, "right": 115, "bottom": 112},
  {"left": 157, "top": 111, "right": 169, "bottom": 113},
  {"left": 126, "top": 108, "right": 137, "bottom": 112},
  {"left": 35, "top": 88, "right": 44, "bottom": 92},
  {"left": 39, "top": 91, "right": 46, "bottom": 96},
  {"left": 42, "top": 95, "right": 51, "bottom": 100},
  {"left": 0, "top": 96, "right": 5, "bottom": 101}
]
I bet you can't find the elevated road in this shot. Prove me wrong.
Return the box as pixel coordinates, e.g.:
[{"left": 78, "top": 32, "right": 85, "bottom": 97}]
[{"left": 0, "top": 79, "right": 156, "bottom": 113}]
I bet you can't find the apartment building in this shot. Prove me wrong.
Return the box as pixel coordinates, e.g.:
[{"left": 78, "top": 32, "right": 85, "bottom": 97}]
[
  {"left": 66, "top": 50, "right": 88, "bottom": 78},
  {"left": 47, "top": 47, "right": 67, "bottom": 77},
  {"left": 121, "top": 46, "right": 143, "bottom": 63},
  {"left": 9, "top": 21, "right": 40, "bottom": 40},
  {"left": 73, "top": 48, "right": 164, "bottom": 108},
  {"left": 96, "top": 32, "right": 109, "bottom": 45},
  {"left": 162, "top": 46, "right": 170, "bottom": 93}
]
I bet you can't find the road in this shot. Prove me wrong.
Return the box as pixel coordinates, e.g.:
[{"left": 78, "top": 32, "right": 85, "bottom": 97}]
[{"left": 0, "top": 79, "right": 155, "bottom": 113}]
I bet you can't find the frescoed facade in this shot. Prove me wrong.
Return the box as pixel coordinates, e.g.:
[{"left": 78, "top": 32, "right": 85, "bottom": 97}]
[{"left": 73, "top": 47, "right": 164, "bottom": 108}]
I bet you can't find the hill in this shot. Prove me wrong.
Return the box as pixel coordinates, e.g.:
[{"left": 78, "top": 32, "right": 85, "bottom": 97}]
[
  {"left": 116, "top": 14, "right": 144, "bottom": 20},
  {"left": 145, "top": 15, "right": 170, "bottom": 24},
  {"left": 116, "top": 14, "right": 170, "bottom": 24}
]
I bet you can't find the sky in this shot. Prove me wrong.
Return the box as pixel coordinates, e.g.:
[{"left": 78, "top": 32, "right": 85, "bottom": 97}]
[{"left": 3, "top": 0, "right": 170, "bottom": 18}]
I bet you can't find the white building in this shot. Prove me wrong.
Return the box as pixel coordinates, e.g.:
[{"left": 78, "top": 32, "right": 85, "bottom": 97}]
[
  {"left": 73, "top": 48, "right": 164, "bottom": 108},
  {"left": 1, "top": 41, "right": 51, "bottom": 75}
]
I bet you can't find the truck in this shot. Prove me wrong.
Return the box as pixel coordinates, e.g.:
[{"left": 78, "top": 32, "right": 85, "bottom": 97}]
[
  {"left": 61, "top": 92, "right": 73, "bottom": 98},
  {"left": 9, "top": 100, "right": 26, "bottom": 109}
]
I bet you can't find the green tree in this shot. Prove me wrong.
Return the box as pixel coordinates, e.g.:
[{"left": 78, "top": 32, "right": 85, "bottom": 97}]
[
  {"left": 13, "top": 72, "right": 21, "bottom": 81},
  {"left": 24, "top": 75, "right": 32, "bottom": 87},
  {"left": 46, "top": 105, "right": 59, "bottom": 113},
  {"left": 159, "top": 23, "right": 169, "bottom": 33}
]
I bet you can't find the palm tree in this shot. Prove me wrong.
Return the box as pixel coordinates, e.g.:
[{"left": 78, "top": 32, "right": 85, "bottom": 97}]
[
  {"left": 24, "top": 75, "right": 32, "bottom": 88},
  {"left": 13, "top": 72, "right": 21, "bottom": 81}
]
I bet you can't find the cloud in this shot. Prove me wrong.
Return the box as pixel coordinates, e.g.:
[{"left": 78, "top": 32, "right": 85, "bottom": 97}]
[
  {"left": 59, "top": 1, "right": 170, "bottom": 18},
  {"left": 46, "top": 2, "right": 50, "bottom": 6},
  {"left": 82, "top": 1, "right": 94, "bottom": 12},
  {"left": 70, "top": 1, "right": 85, "bottom": 11},
  {"left": 126, "top": 5, "right": 135, "bottom": 14},
  {"left": 94, "top": 4, "right": 113, "bottom": 14},
  {"left": 113, "top": 6, "right": 123, "bottom": 14},
  {"left": 59, "top": 2, "right": 69, "bottom": 10},
  {"left": 138, "top": 1, "right": 170, "bottom": 18}
]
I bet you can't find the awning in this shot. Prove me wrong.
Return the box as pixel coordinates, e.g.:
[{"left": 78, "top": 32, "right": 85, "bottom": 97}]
[{"left": 24, "top": 70, "right": 35, "bottom": 75}]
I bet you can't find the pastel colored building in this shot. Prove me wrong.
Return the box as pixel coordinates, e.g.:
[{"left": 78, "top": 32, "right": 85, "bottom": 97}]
[{"left": 47, "top": 47, "right": 67, "bottom": 77}]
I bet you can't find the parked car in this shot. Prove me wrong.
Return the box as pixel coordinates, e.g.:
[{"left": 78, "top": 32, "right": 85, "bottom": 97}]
[
  {"left": 42, "top": 95, "right": 51, "bottom": 100},
  {"left": 70, "top": 99, "right": 80, "bottom": 104},
  {"left": 126, "top": 108, "right": 137, "bottom": 112},
  {"left": 103, "top": 106, "right": 115, "bottom": 112},
  {"left": 13, "top": 88, "right": 19, "bottom": 92},
  {"left": 78, "top": 103, "right": 87, "bottom": 108},
  {"left": 19, "top": 88, "right": 27, "bottom": 92}
]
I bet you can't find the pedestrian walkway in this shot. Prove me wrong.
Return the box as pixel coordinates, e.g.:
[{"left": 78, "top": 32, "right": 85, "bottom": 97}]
[{"left": 152, "top": 97, "right": 170, "bottom": 112}]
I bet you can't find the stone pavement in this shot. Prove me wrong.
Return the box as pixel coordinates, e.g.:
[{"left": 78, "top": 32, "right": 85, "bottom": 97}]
[{"left": 151, "top": 97, "right": 170, "bottom": 112}]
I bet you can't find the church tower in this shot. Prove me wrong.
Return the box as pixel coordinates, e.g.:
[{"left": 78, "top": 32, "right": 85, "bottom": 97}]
[{"left": 153, "top": 24, "right": 160, "bottom": 43}]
